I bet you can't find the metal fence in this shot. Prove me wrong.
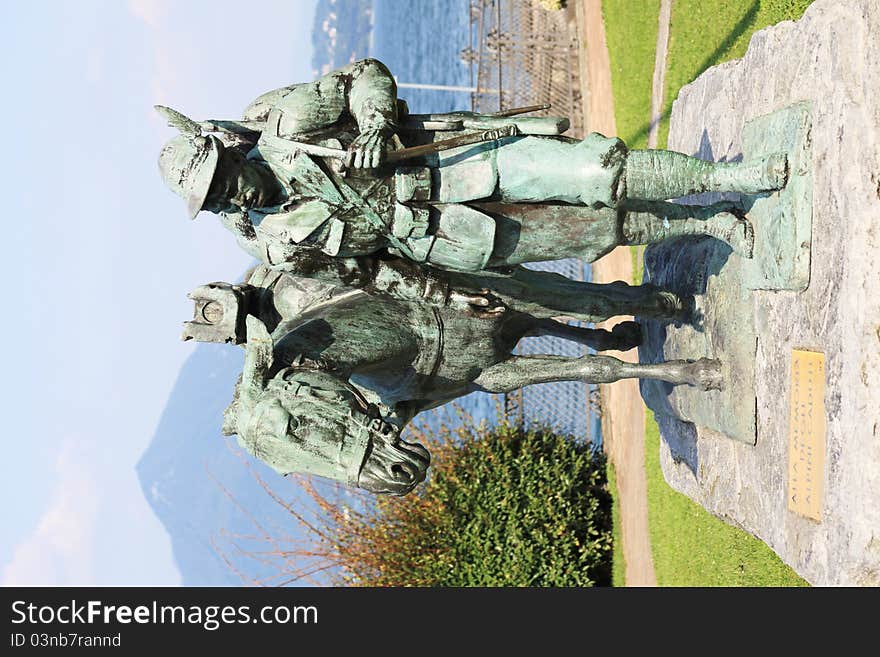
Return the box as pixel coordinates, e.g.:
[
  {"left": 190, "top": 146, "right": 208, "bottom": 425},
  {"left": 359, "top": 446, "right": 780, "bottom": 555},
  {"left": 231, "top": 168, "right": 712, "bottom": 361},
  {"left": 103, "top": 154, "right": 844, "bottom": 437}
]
[
  {"left": 463, "top": 0, "right": 600, "bottom": 443},
  {"left": 464, "top": 0, "right": 584, "bottom": 136}
]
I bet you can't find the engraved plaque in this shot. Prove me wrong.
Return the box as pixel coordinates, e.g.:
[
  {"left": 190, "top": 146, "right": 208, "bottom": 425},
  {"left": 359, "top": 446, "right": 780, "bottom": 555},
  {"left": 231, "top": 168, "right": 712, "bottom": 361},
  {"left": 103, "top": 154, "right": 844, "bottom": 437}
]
[{"left": 788, "top": 350, "right": 826, "bottom": 521}]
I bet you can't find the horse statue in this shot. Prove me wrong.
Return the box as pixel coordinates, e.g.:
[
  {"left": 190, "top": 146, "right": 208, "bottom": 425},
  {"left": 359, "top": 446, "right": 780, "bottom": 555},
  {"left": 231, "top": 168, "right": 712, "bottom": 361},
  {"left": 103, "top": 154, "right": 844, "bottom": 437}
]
[{"left": 189, "top": 264, "right": 720, "bottom": 495}]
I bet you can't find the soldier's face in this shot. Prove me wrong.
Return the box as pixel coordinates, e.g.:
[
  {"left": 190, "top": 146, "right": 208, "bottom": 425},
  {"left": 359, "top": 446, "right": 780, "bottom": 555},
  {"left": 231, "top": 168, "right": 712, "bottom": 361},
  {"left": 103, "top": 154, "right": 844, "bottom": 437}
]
[{"left": 204, "top": 150, "right": 273, "bottom": 213}]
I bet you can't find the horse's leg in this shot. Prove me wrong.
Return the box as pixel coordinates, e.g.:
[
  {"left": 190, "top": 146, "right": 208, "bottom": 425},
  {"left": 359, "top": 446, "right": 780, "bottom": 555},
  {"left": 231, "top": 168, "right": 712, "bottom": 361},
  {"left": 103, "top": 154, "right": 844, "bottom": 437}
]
[
  {"left": 526, "top": 318, "right": 642, "bottom": 352},
  {"left": 472, "top": 354, "right": 722, "bottom": 392},
  {"left": 458, "top": 267, "right": 686, "bottom": 324}
]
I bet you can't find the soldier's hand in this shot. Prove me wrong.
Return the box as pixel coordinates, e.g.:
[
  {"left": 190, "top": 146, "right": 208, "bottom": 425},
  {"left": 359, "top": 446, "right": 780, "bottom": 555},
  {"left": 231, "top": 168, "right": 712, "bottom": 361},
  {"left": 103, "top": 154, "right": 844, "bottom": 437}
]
[
  {"left": 348, "top": 128, "right": 388, "bottom": 169},
  {"left": 448, "top": 288, "right": 506, "bottom": 319}
]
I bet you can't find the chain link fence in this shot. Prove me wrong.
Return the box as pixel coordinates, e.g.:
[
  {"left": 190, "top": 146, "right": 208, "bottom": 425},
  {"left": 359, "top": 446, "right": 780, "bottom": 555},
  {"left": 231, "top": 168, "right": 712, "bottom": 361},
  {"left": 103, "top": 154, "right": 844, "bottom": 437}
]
[
  {"left": 464, "top": 0, "right": 584, "bottom": 136},
  {"left": 466, "top": 0, "right": 600, "bottom": 443}
]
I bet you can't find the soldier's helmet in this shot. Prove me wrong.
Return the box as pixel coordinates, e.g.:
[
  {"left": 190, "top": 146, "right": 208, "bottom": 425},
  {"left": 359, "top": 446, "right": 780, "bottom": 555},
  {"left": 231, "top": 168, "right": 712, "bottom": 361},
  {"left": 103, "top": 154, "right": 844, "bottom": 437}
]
[{"left": 156, "top": 105, "right": 224, "bottom": 219}]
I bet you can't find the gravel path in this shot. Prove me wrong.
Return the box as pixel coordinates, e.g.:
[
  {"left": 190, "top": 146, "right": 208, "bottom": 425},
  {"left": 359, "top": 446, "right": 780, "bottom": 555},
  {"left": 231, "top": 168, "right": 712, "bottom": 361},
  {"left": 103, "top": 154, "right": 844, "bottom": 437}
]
[
  {"left": 648, "top": 0, "right": 673, "bottom": 148},
  {"left": 575, "top": 0, "right": 658, "bottom": 587}
]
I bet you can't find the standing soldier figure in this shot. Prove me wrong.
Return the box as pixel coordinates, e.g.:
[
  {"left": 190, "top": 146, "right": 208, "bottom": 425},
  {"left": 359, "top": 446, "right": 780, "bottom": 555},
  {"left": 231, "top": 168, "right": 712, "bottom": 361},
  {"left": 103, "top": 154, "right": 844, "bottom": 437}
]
[{"left": 157, "top": 58, "right": 787, "bottom": 278}]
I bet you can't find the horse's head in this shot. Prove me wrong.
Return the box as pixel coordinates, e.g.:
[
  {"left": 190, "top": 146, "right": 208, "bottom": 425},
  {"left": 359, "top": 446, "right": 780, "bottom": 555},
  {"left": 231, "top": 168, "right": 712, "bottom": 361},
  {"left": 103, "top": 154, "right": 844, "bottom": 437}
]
[{"left": 223, "top": 317, "right": 430, "bottom": 495}]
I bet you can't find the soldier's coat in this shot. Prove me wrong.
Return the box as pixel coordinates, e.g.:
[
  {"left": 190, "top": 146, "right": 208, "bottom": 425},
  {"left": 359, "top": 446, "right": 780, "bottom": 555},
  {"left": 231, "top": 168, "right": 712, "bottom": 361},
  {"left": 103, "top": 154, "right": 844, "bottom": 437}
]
[{"left": 223, "top": 58, "right": 627, "bottom": 274}]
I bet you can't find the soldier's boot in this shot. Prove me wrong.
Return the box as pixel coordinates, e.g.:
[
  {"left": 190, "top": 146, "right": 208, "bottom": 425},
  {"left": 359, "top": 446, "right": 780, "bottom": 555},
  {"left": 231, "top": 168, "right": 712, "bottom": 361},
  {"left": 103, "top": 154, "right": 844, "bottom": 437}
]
[
  {"left": 621, "top": 203, "right": 755, "bottom": 257},
  {"left": 624, "top": 149, "right": 788, "bottom": 200}
]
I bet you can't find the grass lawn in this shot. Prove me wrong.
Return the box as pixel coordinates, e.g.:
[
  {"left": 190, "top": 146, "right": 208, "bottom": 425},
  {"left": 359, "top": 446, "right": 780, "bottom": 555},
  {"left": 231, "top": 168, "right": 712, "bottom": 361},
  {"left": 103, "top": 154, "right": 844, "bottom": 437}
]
[
  {"left": 601, "top": 0, "right": 816, "bottom": 585},
  {"left": 645, "top": 415, "right": 807, "bottom": 585},
  {"left": 658, "top": 0, "right": 817, "bottom": 146},
  {"left": 602, "top": 0, "right": 661, "bottom": 150},
  {"left": 607, "top": 462, "right": 625, "bottom": 586}
]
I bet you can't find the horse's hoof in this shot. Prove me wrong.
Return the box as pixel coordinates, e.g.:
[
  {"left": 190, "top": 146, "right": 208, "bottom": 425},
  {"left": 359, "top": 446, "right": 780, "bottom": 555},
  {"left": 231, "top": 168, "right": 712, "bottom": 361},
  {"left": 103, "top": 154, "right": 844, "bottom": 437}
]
[
  {"left": 765, "top": 152, "right": 789, "bottom": 190},
  {"left": 611, "top": 320, "right": 643, "bottom": 350},
  {"left": 657, "top": 290, "right": 684, "bottom": 318},
  {"left": 691, "top": 358, "right": 723, "bottom": 391},
  {"left": 713, "top": 212, "right": 755, "bottom": 258}
]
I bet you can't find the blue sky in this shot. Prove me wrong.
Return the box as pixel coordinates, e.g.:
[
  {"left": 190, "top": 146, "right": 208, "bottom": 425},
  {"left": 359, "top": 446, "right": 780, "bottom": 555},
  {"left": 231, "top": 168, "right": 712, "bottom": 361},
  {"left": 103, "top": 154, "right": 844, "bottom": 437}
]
[{"left": 1, "top": 0, "right": 316, "bottom": 585}]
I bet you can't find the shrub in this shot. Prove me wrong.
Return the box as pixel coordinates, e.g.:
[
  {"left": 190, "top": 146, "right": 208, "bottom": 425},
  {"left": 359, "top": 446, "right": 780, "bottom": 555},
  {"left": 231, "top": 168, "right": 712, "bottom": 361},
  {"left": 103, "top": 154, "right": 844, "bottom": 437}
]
[
  {"left": 331, "top": 421, "right": 613, "bottom": 586},
  {"left": 215, "top": 418, "right": 613, "bottom": 587}
]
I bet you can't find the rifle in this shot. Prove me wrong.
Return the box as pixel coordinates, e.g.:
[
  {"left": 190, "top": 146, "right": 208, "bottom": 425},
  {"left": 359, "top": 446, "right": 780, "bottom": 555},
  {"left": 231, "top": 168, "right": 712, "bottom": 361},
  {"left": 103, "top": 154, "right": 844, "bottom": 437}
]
[
  {"left": 259, "top": 124, "right": 521, "bottom": 166},
  {"left": 193, "top": 102, "right": 567, "bottom": 167}
]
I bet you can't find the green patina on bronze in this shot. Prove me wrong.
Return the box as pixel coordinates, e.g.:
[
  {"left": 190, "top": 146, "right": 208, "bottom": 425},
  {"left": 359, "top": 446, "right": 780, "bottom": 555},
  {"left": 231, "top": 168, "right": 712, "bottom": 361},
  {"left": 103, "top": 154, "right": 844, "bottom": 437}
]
[
  {"left": 742, "top": 102, "right": 813, "bottom": 292},
  {"left": 202, "top": 266, "right": 721, "bottom": 495},
  {"left": 639, "top": 103, "right": 814, "bottom": 445},
  {"left": 159, "top": 58, "right": 798, "bottom": 494},
  {"left": 157, "top": 57, "right": 788, "bottom": 278}
]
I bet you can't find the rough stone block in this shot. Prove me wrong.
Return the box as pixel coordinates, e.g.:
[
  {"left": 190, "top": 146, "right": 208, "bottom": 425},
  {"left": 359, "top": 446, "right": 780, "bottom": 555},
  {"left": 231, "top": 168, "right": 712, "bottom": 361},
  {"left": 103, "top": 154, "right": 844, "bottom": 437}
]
[{"left": 637, "top": 0, "right": 880, "bottom": 585}]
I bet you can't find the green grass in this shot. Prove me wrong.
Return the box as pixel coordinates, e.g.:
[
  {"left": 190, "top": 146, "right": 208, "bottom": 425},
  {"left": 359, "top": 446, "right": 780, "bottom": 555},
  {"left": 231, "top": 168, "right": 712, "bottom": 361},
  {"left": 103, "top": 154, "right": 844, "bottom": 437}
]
[
  {"left": 602, "top": 0, "right": 816, "bottom": 586},
  {"left": 645, "top": 413, "right": 808, "bottom": 586},
  {"left": 603, "top": 0, "right": 816, "bottom": 149},
  {"left": 658, "top": 0, "right": 817, "bottom": 146},
  {"left": 607, "top": 461, "right": 625, "bottom": 586},
  {"left": 603, "top": 0, "right": 660, "bottom": 283},
  {"left": 602, "top": 0, "right": 661, "bottom": 150}
]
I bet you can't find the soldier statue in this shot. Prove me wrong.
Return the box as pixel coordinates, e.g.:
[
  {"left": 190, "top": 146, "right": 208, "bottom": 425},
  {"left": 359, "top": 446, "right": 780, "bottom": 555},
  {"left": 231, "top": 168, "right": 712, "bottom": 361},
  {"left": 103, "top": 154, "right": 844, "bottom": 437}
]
[
  {"left": 156, "top": 58, "right": 788, "bottom": 283},
  {"left": 158, "top": 58, "right": 796, "bottom": 495}
]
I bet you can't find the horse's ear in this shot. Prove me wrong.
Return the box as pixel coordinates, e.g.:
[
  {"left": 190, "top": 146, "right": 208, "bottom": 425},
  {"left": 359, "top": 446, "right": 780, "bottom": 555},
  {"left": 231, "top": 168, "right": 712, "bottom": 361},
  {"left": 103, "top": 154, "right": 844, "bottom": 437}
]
[
  {"left": 243, "top": 315, "right": 274, "bottom": 375},
  {"left": 236, "top": 316, "right": 274, "bottom": 412},
  {"left": 222, "top": 373, "right": 244, "bottom": 436}
]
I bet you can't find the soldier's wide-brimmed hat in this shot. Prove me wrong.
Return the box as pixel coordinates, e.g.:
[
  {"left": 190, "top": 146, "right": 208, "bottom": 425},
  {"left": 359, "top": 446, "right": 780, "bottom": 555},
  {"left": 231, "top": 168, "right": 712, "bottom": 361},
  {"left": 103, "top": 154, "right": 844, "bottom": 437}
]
[{"left": 155, "top": 105, "right": 223, "bottom": 219}]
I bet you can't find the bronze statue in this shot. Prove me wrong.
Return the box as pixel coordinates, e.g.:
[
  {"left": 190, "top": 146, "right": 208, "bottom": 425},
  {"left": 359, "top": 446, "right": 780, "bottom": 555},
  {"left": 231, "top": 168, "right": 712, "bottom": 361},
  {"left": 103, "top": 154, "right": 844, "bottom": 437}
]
[
  {"left": 158, "top": 58, "right": 792, "bottom": 495},
  {"left": 157, "top": 58, "right": 787, "bottom": 278},
  {"left": 187, "top": 265, "right": 722, "bottom": 495}
]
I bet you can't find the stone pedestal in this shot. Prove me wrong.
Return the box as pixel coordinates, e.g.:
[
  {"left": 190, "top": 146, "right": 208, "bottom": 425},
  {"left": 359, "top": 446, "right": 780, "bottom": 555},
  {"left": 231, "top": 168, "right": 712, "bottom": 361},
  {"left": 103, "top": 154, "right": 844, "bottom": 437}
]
[{"left": 637, "top": 0, "right": 880, "bottom": 585}]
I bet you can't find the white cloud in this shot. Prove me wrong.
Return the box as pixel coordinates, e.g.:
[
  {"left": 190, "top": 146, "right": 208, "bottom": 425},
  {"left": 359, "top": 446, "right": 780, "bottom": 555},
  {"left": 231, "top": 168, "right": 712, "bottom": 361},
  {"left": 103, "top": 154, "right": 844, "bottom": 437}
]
[
  {"left": 85, "top": 46, "right": 104, "bottom": 85},
  {"left": 127, "top": 0, "right": 187, "bottom": 136},
  {"left": 2, "top": 438, "right": 100, "bottom": 586},
  {"left": 127, "top": 0, "right": 167, "bottom": 28}
]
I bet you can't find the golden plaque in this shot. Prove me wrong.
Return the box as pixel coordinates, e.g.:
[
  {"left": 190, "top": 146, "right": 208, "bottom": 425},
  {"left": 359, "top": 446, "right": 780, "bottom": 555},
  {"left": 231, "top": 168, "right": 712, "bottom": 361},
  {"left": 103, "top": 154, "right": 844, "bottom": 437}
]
[{"left": 788, "top": 349, "right": 826, "bottom": 521}]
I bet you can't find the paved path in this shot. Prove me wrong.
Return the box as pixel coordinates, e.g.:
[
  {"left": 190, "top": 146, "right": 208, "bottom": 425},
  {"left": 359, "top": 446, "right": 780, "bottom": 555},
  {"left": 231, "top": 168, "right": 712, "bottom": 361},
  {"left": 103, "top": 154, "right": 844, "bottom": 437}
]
[
  {"left": 648, "top": 0, "right": 673, "bottom": 148},
  {"left": 575, "top": 0, "right": 657, "bottom": 587}
]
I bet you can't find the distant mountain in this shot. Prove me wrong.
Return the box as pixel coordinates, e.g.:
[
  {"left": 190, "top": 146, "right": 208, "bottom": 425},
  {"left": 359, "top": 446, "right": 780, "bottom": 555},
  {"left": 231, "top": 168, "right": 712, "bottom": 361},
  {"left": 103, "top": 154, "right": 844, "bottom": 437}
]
[
  {"left": 137, "top": 0, "right": 378, "bottom": 588},
  {"left": 136, "top": 342, "right": 314, "bottom": 586},
  {"left": 311, "top": 0, "right": 374, "bottom": 76},
  {"left": 138, "top": 0, "right": 596, "bottom": 587}
]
